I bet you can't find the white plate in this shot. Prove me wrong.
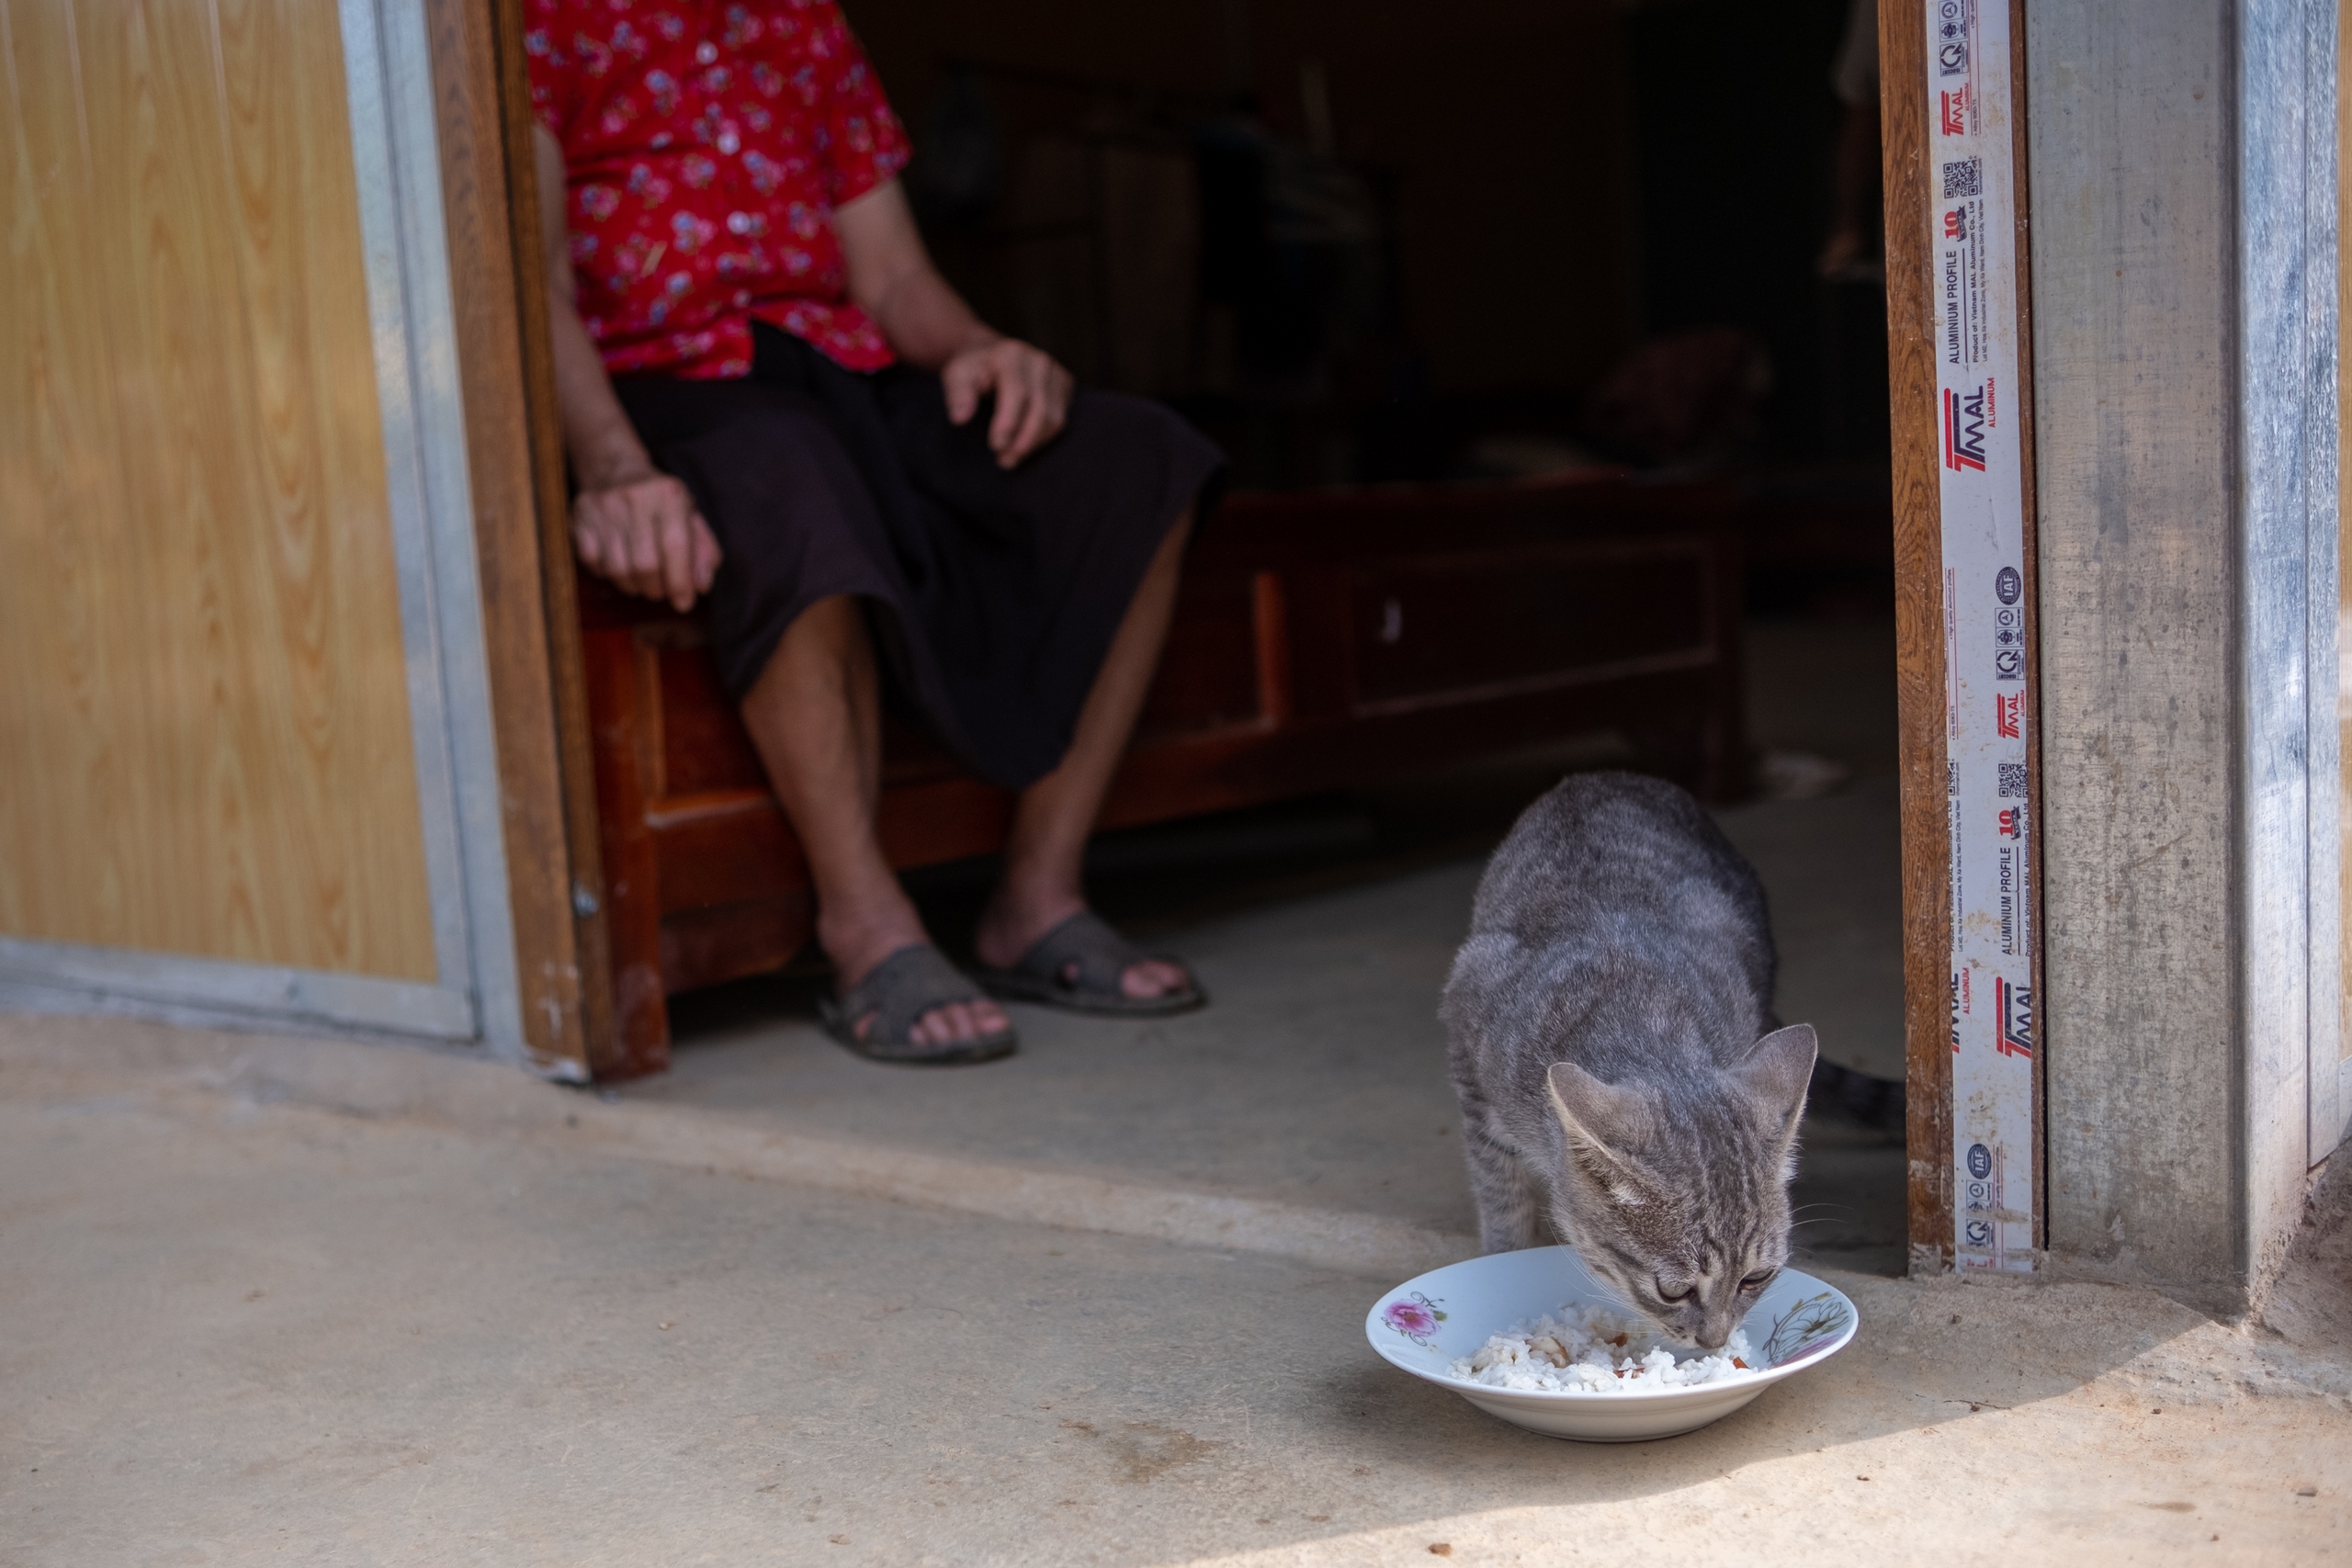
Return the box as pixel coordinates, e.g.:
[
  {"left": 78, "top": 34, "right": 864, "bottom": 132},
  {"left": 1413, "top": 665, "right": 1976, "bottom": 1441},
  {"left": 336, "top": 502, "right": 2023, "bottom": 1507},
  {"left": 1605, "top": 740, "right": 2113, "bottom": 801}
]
[{"left": 1366, "top": 1245, "right": 1857, "bottom": 1442}]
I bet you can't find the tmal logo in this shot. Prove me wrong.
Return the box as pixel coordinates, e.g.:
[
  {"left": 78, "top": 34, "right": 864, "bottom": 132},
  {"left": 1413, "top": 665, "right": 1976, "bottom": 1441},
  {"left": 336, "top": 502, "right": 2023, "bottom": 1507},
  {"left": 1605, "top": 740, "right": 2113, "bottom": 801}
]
[
  {"left": 1943, "top": 385, "right": 1988, "bottom": 472},
  {"left": 1996, "top": 978, "right": 2034, "bottom": 1059}
]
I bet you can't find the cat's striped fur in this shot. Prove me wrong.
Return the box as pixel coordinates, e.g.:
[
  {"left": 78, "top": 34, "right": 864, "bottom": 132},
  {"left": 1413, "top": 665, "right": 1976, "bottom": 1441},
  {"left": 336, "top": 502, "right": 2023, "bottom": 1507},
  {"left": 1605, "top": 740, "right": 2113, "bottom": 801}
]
[{"left": 1442, "top": 772, "right": 1816, "bottom": 1350}]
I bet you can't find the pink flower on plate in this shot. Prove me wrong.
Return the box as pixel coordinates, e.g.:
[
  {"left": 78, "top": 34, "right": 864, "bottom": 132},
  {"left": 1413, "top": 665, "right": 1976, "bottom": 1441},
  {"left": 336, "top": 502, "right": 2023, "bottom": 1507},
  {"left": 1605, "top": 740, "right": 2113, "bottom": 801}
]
[{"left": 1383, "top": 1292, "right": 1446, "bottom": 1344}]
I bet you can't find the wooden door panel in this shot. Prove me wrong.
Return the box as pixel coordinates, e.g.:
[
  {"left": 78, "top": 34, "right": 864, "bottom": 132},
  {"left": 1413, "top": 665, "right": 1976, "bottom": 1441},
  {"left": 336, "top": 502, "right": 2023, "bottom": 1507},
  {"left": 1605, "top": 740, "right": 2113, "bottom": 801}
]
[{"left": 0, "top": 0, "right": 435, "bottom": 978}]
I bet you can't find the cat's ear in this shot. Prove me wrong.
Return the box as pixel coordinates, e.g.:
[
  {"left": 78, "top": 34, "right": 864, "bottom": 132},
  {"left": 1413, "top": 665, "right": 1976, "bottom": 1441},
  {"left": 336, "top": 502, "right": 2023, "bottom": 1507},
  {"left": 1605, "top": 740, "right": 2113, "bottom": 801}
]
[
  {"left": 1545, "top": 1061, "right": 1661, "bottom": 1165},
  {"left": 1730, "top": 1023, "right": 1818, "bottom": 1134}
]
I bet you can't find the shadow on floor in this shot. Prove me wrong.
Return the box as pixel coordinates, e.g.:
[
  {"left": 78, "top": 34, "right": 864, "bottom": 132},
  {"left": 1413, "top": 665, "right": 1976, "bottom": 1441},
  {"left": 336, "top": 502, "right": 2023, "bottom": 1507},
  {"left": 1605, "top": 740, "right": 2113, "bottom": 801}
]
[
  {"left": 4, "top": 1045, "right": 2268, "bottom": 1568},
  {"left": 667, "top": 616, "right": 1910, "bottom": 1274}
]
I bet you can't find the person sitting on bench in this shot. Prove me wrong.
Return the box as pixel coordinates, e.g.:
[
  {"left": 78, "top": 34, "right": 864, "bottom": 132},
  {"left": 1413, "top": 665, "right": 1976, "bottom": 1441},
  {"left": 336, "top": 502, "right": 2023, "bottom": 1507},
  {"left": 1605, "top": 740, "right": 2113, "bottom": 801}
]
[{"left": 525, "top": 1, "right": 1221, "bottom": 1064}]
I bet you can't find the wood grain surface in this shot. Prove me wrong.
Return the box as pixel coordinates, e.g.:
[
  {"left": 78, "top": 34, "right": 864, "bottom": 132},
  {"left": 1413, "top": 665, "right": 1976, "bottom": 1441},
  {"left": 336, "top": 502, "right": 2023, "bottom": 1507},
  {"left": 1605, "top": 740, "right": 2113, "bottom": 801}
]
[
  {"left": 421, "top": 0, "right": 602, "bottom": 1073},
  {"left": 1879, "top": 0, "right": 1955, "bottom": 1269},
  {"left": 491, "top": 0, "right": 623, "bottom": 1073},
  {"left": 0, "top": 0, "right": 436, "bottom": 978},
  {"left": 500, "top": 0, "right": 621, "bottom": 1071}
]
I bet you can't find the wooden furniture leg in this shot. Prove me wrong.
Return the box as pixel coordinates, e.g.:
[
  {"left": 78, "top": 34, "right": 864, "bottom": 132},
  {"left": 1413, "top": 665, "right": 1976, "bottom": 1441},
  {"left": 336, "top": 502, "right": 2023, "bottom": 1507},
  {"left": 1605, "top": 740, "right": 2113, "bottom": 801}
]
[{"left": 583, "top": 627, "right": 671, "bottom": 1076}]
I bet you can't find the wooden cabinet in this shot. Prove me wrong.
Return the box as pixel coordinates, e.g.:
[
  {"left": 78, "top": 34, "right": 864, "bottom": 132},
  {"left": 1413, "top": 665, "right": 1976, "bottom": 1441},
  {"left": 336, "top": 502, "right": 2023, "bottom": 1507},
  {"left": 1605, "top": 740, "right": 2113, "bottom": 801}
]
[{"left": 580, "top": 475, "right": 1747, "bottom": 1077}]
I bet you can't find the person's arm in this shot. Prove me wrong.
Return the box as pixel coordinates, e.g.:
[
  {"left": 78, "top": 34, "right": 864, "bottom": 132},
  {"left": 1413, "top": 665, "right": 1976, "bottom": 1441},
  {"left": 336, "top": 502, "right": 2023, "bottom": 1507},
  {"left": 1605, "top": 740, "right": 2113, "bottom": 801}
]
[
  {"left": 533, "top": 125, "right": 719, "bottom": 612},
  {"left": 833, "top": 177, "right": 1073, "bottom": 468}
]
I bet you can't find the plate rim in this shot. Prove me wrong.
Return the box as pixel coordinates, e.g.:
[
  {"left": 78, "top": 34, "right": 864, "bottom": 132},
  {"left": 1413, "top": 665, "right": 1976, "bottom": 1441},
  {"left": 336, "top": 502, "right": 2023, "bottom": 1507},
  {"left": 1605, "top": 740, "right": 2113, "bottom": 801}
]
[{"left": 1363, "top": 1245, "right": 1859, "bottom": 1404}]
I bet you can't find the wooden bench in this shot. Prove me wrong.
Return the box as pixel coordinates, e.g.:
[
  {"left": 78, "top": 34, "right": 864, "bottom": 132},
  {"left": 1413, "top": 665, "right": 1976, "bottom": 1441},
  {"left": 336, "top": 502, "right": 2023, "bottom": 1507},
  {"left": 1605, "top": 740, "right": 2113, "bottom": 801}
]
[{"left": 579, "top": 473, "right": 1746, "bottom": 1076}]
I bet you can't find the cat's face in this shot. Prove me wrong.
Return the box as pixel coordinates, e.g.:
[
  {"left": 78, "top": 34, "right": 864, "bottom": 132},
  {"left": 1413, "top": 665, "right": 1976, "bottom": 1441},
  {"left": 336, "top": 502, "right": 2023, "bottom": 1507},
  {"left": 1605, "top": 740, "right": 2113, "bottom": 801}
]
[{"left": 1543, "top": 1024, "right": 1816, "bottom": 1350}]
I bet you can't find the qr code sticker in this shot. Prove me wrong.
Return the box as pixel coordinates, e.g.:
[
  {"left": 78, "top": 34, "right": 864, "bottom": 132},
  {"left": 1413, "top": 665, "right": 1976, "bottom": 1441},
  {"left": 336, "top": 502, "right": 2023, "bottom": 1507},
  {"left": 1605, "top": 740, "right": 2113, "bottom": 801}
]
[
  {"left": 1998, "top": 763, "right": 2027, "bottom": 799},
  {"left": 1942, "top": 158, "right": 1983, "bottom": 199}
]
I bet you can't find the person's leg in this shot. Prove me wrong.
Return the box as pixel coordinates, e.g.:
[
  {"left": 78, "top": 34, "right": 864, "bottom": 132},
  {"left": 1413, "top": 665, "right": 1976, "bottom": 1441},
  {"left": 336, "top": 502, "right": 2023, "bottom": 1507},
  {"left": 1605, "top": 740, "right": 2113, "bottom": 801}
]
[
  {"left": 740, "top": 595, "right": 1010, "bottom": 1045},
  {"left": 972, "top": 512, "right": 1193, "bottom": 998}
]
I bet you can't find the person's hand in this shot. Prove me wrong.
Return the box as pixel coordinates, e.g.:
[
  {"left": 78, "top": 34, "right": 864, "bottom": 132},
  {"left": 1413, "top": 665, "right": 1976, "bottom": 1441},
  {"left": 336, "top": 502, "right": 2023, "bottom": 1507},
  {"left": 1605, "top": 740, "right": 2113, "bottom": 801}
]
[
  {"left": 941, "top": 336, "right": 1072, "bottom": 468},
  {"left": 571, "top": 468, "right": 720, "bottom": 613}
]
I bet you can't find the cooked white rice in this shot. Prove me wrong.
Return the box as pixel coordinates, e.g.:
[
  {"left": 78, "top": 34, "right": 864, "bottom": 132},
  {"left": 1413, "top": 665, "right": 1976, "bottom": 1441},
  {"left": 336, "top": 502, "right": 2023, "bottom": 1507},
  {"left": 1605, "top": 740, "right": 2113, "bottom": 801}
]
[{"left": 1447, "top": 1302, "right": 1758, "bottom": 1393}]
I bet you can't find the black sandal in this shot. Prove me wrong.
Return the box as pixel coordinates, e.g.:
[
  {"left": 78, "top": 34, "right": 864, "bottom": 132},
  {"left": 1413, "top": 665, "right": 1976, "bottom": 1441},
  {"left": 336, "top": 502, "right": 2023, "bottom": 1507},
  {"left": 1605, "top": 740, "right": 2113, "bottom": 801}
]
[
  {"left": 816, "top": 945, "right": 1019, "bottom": 1065},
  {"left": 976, "top": 911, "right": 1205, "bottom": 1017}
]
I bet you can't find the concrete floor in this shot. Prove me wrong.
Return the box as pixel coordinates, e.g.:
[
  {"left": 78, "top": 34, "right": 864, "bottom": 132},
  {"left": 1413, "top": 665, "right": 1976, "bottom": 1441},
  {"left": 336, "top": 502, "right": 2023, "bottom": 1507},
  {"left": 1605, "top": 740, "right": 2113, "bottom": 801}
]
[
  {"left": 648, "top": 817, "right": 1905, "bottom": 1279},
  {"left": 10, "top": 617, "right": 2344, "bottom": 1562},
  {"left": 642, "top": 615, "right": 1911, "bottom": 1275},
  {"left": 2, "top": 1020, "right": 2346, "bottom": 1566}
]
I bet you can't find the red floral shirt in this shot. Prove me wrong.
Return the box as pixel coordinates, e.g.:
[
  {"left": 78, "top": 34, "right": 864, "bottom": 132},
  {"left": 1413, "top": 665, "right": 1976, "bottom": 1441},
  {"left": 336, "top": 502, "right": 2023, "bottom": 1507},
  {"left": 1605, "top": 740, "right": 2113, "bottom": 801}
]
[{"left": 524, "top": 0, "right": 910, "bottom": 378}]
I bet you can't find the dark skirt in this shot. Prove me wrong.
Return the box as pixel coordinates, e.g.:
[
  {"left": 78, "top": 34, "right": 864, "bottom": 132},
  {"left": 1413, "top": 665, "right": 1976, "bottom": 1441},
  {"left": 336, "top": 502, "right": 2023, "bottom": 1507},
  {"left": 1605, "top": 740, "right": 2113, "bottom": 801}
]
[{"left": 614, "top": 324, "right": 1225, "bottom": 790}]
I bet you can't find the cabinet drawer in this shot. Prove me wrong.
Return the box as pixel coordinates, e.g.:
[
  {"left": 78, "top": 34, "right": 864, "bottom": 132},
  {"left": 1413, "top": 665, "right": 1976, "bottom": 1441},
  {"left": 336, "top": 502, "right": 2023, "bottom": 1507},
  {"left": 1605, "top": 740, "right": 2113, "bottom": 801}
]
[{"left": 1350, "top": 543, "right": 1713, "bottom": 712}]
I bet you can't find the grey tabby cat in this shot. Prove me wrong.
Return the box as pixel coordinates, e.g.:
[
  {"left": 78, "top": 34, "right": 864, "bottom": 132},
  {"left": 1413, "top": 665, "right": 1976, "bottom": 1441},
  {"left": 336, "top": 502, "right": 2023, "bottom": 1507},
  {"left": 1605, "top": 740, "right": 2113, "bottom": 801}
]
[{"left": 1442, "top": 771, "right": 1816, "bottom": 1350}]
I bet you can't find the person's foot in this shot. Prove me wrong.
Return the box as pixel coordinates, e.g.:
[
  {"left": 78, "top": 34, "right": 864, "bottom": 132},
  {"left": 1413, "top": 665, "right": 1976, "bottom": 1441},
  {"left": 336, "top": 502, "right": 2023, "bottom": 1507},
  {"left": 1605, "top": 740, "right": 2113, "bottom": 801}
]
[
  {"left": 973, "top": 888, "right": 1191, "bottom": 1000},
  {"left": 820, "top": 897, "right": 1011, "bottom": 1047}
]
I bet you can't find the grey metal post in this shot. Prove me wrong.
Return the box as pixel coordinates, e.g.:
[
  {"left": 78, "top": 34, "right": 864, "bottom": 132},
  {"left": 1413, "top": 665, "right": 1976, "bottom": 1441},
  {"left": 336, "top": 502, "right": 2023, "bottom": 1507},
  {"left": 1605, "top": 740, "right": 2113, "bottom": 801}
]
[{"left": 2027, "top": 0, "right": 2339, "bottom": 1315}]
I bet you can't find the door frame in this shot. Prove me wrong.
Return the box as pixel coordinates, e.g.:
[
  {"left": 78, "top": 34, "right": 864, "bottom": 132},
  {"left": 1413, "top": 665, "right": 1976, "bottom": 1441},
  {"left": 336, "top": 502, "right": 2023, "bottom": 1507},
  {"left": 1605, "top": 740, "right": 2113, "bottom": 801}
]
[
  {"left": 418, "top": 0, "right": 616, "bottom": 1077},
  {"left": 1882, "top": 0, "right": 2046, "bottom": 1273},
  {"left": 1886, "top": 0, "right": 2346, "bottom": 1303}
]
